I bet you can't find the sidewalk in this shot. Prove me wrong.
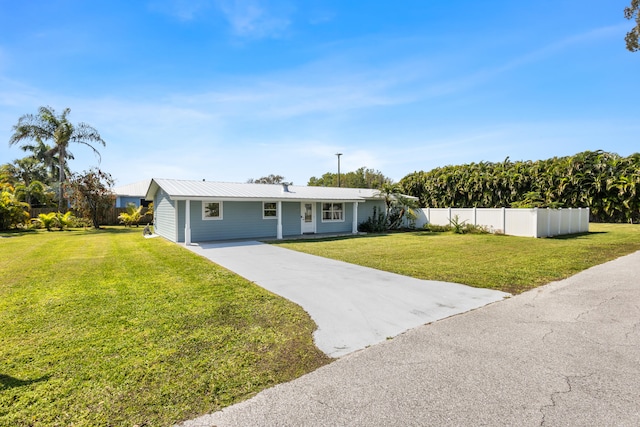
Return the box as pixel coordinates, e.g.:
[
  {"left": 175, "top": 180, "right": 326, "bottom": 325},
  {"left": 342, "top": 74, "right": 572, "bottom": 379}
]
[{"left": 179, "top": 250, "right": 640, "bottom": 426}]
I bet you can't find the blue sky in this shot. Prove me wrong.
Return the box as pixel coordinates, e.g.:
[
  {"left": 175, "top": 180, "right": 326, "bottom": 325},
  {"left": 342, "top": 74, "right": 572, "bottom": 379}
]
[{"left": 1, "top": 0, "right": 638, "bottom": 187}]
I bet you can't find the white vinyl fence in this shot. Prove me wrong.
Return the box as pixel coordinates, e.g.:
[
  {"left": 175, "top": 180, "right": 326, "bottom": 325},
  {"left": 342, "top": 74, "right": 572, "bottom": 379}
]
[{"left": 413, "top": 207, "right": 589, "bottom": 238}]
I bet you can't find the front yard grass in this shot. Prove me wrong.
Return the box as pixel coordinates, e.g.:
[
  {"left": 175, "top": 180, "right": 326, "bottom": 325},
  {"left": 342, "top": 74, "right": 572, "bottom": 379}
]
[
  {"left": 3, "top": 223, "right": 638, "bottom": 425},
  {"left": 274, "top": 223, "right": 640, "bottom": 295},
  {"left": 0, "top": 228, "right": 330, "bottom": 426}
]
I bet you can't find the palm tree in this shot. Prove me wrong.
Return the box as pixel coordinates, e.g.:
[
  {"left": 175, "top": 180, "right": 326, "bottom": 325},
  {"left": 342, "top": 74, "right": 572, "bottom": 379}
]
[
  {"left": 377, "top": 183, "right": 418, "bottom": 229},
  {"left": 9, "top": 106, "right": 106, "bottom": 210},
  {"left": 14, "top": 180, "right": 49, "bottom": 207},
  {"left": 18, "top": 138, "right": 67, "bottom": 185}
]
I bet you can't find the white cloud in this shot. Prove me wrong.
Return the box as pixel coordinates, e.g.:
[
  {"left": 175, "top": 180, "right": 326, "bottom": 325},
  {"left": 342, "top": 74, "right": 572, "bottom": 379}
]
[{"left": 215, "top": 0, "right": 293, "bottom": 38}]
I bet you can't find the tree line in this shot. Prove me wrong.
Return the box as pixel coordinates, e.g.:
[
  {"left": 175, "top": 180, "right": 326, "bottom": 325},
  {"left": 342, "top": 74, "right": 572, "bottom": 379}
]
[
  {"left": 2, "top": 106, "right": 114, "bottom": 230},
  {"left": 308, "top": 167, "right": 391, "bottom": 188},
  {"left": 399, "top": 150, "right": 640, "bottom": 223}
]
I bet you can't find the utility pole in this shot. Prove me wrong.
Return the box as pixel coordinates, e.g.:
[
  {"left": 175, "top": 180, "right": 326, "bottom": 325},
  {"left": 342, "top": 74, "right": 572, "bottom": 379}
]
[{"left": 335, "top": 153, "right": 343, "bottom": 187}]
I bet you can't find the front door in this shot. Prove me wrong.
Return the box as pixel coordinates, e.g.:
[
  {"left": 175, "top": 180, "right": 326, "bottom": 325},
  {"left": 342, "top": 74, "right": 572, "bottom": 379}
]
[{"left": 301, "top": 202, "right": 315, "bottom": 234}]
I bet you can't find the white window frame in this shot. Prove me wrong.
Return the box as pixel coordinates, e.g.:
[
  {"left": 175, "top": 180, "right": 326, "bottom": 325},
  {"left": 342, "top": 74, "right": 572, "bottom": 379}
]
[
  {"left": 321, "top": 202, "right": 345, "bottom": 222},
  {"left": 202, "top": 201, "right": 223, "bottom": 220},
  {"left": 263, "top": 201, "right": 278, "bottom": 219}
]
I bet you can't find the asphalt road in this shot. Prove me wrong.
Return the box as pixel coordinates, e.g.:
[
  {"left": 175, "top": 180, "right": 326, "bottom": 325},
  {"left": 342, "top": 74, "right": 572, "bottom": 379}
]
[{"left": 179, "top": 250, "right": 640, "bottom": 427}]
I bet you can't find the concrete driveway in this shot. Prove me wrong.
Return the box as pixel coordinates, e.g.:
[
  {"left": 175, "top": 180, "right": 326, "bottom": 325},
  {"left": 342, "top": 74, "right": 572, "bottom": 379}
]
[
  {"left": 179, "top": 250, "right": 640, "bottom": 427},
  {"left": 185, "top": 240, "right": 509, "bottom": 357}
]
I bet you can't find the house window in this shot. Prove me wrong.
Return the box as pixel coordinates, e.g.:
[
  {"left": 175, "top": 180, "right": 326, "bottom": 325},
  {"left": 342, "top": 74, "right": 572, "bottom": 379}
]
[
  {"left": 203, "top": 201, "right": 223, "bottom": 220},
  {"left": 263, "top": 202, "right": 277, "bottom": 219},
  {"left": 322, "top": 202, "right": 344, "bottom": 222}
]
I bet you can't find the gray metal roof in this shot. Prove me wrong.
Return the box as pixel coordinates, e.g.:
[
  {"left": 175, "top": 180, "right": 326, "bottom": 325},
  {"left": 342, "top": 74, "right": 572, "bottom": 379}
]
[{"left": 146, "top": 178, "right": 385, "bottom": 202}]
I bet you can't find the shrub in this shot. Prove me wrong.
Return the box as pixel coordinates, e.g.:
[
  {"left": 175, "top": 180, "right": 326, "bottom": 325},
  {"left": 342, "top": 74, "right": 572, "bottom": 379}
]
[
  {"left": 32, "top": 212, "right": 58, "bottom": 231},
  {"left": 423, "top": 223, "right": 451, "bottom": 232},
  {"left": 0, "top": 188, "right": 30, "bottom": 230},
  {"left": 56, "top": 211, "right": 75, "bottom": 230},
  {"left": 449, "top": 215, "right": 467, "bottom": 234},
  {"left": 422, "top": 219, "right": 488, "bottom": 235},
  {"left": 118, "top": 203, "right": 144, "bottom": 227},
  {"left": 358, "top": 206, "right": 387, "bottom": 233},
  {"left": 463, "top": 223, "right": 489, "bottom": 234}
]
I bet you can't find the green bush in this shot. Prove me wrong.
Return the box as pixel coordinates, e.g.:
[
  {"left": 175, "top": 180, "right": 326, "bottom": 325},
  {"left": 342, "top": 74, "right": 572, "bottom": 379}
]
[
  {"left": 0, "top": 188, "right": 30, "bottom": 230},
  {"left": 463, "top": 223, "right": 490, "bottom": 234},
  {"left": 422, "top": 220, "right": 488, "bottom": 234},
  {"left": 358, "top": 206, "right": 387, "bottom": 233},
  {"left": 422, "top": 223, "right": 451, "bottom": 232}
]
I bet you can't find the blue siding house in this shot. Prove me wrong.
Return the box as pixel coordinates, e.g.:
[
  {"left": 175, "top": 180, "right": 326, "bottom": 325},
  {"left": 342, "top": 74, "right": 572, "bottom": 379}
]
[
  {"left": 113, "top": 179, "right": 152, "bottom": 208},
  {"left": 145, "top": 179, "right": 388, "bottom": 243}
]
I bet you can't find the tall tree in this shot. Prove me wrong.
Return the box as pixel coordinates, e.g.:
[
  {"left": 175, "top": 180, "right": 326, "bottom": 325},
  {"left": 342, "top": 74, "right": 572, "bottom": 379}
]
[
  {"left": 247, "top": 174, "right": 286, "bottom": 184},
  {"left": 8, "top": 106, "right": 106, "bottom": 210},
  {"left": 65, "top": 168, "right": 115, "bottom": 229},
  {"left": 625, "top": 0, "right": 640, "bottom": 51}
]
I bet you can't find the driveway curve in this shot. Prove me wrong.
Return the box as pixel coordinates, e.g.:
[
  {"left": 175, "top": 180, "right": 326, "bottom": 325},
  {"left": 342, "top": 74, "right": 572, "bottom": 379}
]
[
  {"left": 185, "top": 240, "right": 508, "bottom": 358},
  {"left": 179, "top": 249, "right": 640, "bottom": 427}
]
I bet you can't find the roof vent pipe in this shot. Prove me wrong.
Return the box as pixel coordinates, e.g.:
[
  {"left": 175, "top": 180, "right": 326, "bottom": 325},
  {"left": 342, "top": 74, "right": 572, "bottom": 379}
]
[{"left": 281, "top": 182, "right": 290, "bottom": 193}]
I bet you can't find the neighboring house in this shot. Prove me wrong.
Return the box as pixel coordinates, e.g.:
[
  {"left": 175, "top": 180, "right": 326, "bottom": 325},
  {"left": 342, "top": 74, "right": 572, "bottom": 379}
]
[
  {"left": 113, "top": 179, "right": 152, "bottom": 208},
  {"left": 145, "top": 178, "right": 388, "bottom": 244}
]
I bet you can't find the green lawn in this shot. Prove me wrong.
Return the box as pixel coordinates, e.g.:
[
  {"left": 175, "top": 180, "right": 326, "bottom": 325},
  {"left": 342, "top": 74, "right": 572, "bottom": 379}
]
[
  {"left": 0, "top": 228, "right": 330, "bottom": 426},
  {"left": 3, "top": 224, "right": 639, "bottom": 425},
  {"left": 274, "top": 223, "right": 640, "bottom": 295}
]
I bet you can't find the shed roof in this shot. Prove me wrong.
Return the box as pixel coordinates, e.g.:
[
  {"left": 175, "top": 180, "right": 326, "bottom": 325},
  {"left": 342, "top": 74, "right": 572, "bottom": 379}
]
[{"left": 146, "top": 178, "right": 385, "bottom": 202}]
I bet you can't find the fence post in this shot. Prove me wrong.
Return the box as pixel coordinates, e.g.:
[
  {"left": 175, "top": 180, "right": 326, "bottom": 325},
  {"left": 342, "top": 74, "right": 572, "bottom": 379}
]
[
  {"left": 567, "top": 208, "right": 572, "bottom": 234},
  {"left": 448, "top": 207, "right": 452, "bottom": 222},
  {"left": 557, "top": 208, "right": 562, "bottom": 236},
  {"left": 502, "top": 207, "right": 506, "bottom": 234},
  {"left": 577, "top": 208, "right": 581, "bottom": 233},
  {"left": 473, "top": 207, "right": 477, "bottom": 226},
  {"left": 533, "top": 207, "right": 538, "bottom": 238},
  {"left": 547, "top": 208, "right": 551, "bottom": 237},
  {"left": 586, "top": 208, "right": 590, "bottom": 232}
]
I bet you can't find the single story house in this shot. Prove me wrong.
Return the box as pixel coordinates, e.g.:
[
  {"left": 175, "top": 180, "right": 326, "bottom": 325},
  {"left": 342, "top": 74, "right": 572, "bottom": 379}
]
[
  {"left": 112, "top": 179, "right": 152, "bottom": 208},
  {"left": 145, "top": 178, "right": 389, "bottom": 244}
]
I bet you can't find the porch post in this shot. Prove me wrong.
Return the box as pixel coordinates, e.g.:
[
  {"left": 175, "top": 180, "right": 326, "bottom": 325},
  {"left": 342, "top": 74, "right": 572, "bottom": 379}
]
[
  {"left": 277, "top": 200, "right": 283, "bottom": 240},
  {"left": 352, "top": 202, "right": 358, "bottom": 234},
  {"left": 185, "top": 199, "right": 192, "bottom": 245}
]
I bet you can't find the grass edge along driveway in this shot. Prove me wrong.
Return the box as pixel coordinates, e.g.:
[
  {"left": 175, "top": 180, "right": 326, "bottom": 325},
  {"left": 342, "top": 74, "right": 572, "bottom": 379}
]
[
  {"left": 0, "top": 228, "right": 330, "bottom": 427},
  {"left": 273, "top": 223, "right": 640, "bottom": 295}
]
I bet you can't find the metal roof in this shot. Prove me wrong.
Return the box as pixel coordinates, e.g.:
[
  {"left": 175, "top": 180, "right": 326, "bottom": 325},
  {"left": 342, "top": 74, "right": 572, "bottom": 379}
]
[
  {"left": 146, "top": 178, "right": 385, "bottom": 202},
  {"left": 112, "top": 179, "right": 152, "bottom": 197}
]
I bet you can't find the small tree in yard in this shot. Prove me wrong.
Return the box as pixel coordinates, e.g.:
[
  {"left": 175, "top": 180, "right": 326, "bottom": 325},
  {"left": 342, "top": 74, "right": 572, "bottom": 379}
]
[
  {"left": 65, "top": 168, "right": 115, "bottom": 229},
  {"left": 378, "top": 183, "right": 419, "bottom": 229},
  {"left": 360, "top": 184, "right": 418, "bottom": 232}
]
